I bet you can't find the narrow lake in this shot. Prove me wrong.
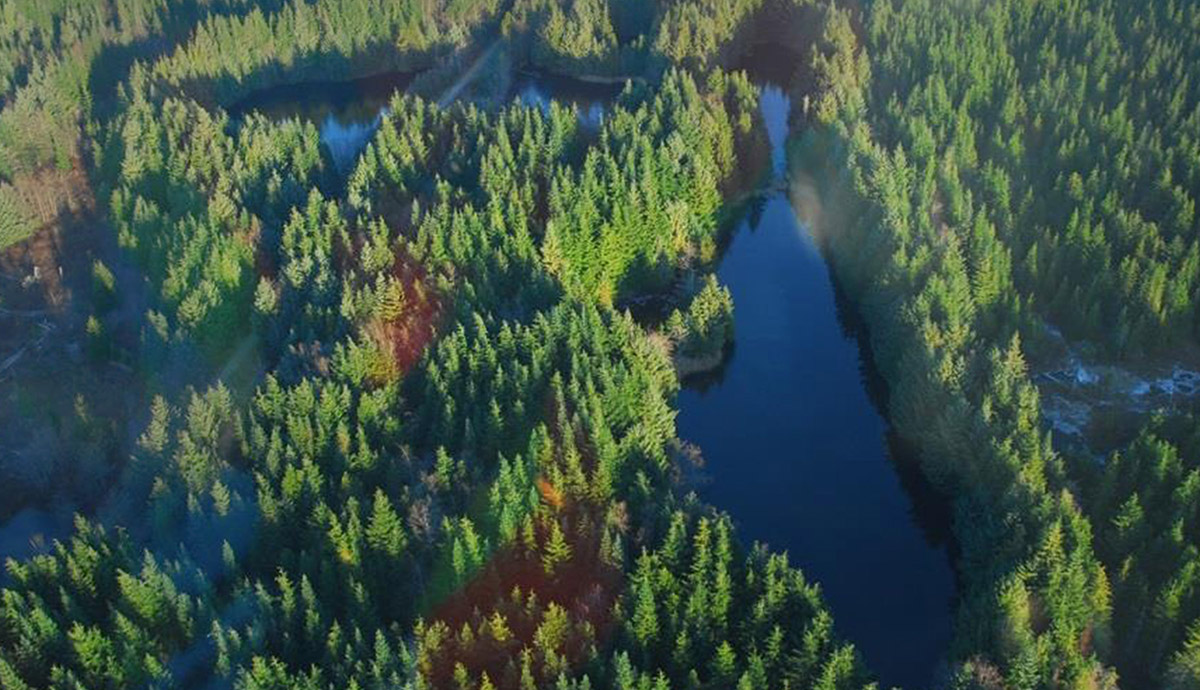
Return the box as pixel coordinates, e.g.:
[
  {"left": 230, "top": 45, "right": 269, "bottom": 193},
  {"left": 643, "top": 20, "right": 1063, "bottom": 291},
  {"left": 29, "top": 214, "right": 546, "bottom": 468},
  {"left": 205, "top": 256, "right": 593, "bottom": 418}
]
[{"left": 675, "top": 85, "right": 956, "bottom": 689}]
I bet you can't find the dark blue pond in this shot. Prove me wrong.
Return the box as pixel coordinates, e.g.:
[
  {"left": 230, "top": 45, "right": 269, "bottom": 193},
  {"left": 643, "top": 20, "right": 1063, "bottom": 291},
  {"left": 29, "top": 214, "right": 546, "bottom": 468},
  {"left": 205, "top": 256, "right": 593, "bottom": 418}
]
[
  {"left": 511, "top": 70, "right": 624, "bottom": 128},
  {"left": 226, "top": 70, "right": 418, "bottom": 173},
  {"left": 676, "top": 86, "right": 956, "bottom": 689},
  {"left": 226, "top": 69, "right": 624, "bottom": 175}
]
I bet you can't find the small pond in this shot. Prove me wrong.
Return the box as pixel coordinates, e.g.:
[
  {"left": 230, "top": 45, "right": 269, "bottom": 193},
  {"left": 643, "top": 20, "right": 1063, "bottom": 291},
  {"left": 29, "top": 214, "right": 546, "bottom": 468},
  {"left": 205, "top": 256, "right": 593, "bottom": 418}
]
[
  {"left": 226, "top": 68, "right": 625, "bottom": 173},
  {"left": 0, "top": 506, "right": 72, "bottom": 585},
  {"left": 226, "top": 70, "right": 418, "bottom": 173},
  {"left": 220, "top": 64, "right": 956, "bottom": 688}
]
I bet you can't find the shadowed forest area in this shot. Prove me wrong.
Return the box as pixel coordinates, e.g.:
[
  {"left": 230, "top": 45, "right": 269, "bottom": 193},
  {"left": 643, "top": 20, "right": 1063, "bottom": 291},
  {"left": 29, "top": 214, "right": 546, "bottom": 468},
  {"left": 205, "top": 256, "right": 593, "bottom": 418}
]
[{"left": 2, "top": 0, "right": 1200, "bottom": 689}]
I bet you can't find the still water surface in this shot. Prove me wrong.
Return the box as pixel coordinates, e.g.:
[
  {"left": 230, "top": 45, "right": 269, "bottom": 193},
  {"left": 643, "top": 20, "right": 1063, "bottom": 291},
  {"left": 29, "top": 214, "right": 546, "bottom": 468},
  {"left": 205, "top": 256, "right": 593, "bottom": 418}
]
[
  {"left": 227, "top": 69, "right": 624, "bottom": 173},
  {"left": 675, "top": 86, "right": 956, "bottom": 689},
  {"left": 227, "top": 70, "right": 418, "bottom": 172}
]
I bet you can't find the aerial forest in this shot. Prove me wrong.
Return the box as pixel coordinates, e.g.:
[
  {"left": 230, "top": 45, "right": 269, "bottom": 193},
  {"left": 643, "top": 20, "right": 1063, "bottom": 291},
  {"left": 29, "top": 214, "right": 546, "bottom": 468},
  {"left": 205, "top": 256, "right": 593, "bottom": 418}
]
[{"left": 1, "top": 0, "right": 1199, "bottom": 689}]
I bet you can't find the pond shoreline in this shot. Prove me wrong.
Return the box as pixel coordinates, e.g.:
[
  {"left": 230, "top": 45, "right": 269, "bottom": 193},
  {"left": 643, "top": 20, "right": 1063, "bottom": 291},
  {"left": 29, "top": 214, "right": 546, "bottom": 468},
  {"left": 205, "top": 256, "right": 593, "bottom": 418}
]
[{"left": 94, "top": 41, "right": 961, "bottom": 689}]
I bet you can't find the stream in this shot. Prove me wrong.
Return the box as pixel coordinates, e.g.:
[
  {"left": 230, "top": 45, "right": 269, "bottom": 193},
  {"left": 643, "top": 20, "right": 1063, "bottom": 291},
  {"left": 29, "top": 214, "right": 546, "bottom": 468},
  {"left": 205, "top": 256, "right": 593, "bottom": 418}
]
[{"left": 674, "top": 85, "right": 956, "bottom": 689}]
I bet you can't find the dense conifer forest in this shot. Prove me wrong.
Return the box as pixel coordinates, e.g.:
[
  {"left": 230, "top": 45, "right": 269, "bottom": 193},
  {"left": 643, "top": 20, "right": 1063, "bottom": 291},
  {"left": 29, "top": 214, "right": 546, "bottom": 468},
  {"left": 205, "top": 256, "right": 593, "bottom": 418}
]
[{"left": 1, "top": 0, "right": 1200, "bottom": 688}]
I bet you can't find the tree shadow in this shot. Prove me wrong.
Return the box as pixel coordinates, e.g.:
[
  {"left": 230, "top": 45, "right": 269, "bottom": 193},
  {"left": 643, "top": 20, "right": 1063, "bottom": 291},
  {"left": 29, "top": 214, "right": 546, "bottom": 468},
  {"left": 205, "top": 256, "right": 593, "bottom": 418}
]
[{"left": 87, "top": 0, "right": 293, "bottom": 118}]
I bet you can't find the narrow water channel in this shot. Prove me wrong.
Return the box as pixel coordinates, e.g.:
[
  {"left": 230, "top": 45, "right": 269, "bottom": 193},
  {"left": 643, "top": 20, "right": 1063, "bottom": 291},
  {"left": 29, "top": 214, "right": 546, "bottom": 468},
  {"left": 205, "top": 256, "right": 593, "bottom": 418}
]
[{"left": 675, "top": 86, "right": 955, "bottom": 689}]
